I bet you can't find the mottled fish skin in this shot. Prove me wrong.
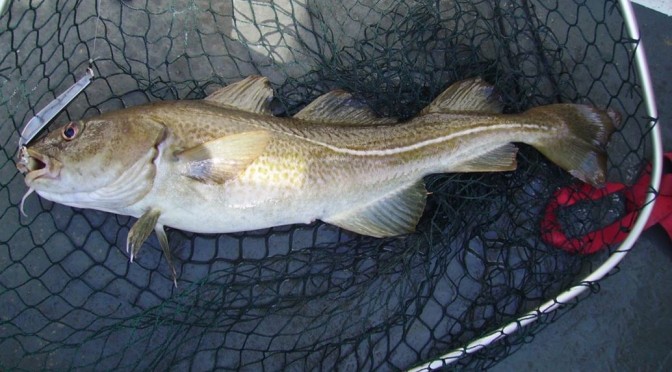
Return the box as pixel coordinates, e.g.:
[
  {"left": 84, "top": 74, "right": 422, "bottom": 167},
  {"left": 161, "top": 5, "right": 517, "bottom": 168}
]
[{"left": 17, "top": 76, "right": 618, "bottom": 284}]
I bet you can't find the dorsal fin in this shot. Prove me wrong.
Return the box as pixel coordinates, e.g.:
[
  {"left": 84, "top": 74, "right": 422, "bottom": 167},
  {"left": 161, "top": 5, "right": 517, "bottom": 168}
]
[
  {"left": 176, "top": 130, "right": 271, "bottom": 184},
  {"left": 204, "top": 76, "right": 274, "bottom": 115},
  {"left": 420, "top": 78, "right": 504, "bottom": 115},
  {"left": 294, "top": 90, "right": 397, "bottom": 126}
]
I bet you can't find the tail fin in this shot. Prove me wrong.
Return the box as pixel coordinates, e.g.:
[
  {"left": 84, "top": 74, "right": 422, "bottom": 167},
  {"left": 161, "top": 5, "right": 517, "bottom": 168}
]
[{"left": 525, "top": 104, "right": 619, "bottom": 187}]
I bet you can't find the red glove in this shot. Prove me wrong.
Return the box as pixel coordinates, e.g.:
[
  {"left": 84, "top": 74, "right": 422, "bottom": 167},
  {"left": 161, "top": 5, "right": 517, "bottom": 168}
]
[{"left": 541, "top": 152, "right": 672, "bottom": 254}]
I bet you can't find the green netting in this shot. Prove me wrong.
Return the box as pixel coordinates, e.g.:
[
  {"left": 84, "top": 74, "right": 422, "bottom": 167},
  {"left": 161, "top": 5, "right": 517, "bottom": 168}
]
[{"left": 0, "top": 0, "right": 653, "bottom": 370}]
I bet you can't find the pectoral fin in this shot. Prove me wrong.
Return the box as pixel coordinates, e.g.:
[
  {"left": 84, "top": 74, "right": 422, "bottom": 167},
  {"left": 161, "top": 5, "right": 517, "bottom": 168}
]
[
  {"left": 127, "top": 209, "right": 162, "bottom": 262},
  {"left": 324, "top": 181, "right": 427, "bottom": 238},
  {"left": 177, "top": 130, "right": 271, "bottom": 184}
]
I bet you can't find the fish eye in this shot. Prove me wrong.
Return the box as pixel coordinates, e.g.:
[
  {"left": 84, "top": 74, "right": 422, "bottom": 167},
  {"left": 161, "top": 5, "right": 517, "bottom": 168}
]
[{"left": 61, "top": 122, "right": 79, "bottom": 141}]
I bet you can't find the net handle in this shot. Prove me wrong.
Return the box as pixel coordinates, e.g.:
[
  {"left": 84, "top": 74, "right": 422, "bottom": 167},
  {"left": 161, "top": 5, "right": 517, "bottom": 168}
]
[{"left": 409, "top": 0, "right": 663, "bottom": 369}]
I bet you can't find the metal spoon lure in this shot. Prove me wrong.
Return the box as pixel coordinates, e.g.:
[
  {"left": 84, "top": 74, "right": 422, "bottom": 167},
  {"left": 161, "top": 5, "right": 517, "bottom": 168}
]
[{"left": 17, "top": 67, "right": 94, "bottom": 150}]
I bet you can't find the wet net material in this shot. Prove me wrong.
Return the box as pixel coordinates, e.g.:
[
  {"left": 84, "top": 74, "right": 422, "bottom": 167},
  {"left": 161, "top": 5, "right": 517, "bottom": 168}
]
[{"left": 0, "top": 1, "right": 653, "bottom": 370}]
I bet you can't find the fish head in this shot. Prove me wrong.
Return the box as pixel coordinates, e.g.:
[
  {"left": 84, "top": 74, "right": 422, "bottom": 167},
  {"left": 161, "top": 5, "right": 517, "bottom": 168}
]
[{"left": 17, "top": 114, "right": 166, "bottom": 210}]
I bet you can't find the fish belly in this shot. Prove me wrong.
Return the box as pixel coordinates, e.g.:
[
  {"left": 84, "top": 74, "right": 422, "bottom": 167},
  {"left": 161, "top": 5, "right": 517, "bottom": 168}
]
[{"left": 141, "top": 169, "right": 414, "bottom": 234}]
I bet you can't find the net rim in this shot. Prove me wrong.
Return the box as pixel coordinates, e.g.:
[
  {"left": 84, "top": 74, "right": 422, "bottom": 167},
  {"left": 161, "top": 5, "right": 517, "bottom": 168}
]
[{"left": 409, "top": 0, "right": 663, "bottom": 369}]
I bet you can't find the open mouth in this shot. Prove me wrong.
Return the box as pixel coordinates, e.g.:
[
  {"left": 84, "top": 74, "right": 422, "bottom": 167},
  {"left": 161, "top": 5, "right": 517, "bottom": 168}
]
[{"left": 17, "top": 146, "right": 61, "bottom": 184}]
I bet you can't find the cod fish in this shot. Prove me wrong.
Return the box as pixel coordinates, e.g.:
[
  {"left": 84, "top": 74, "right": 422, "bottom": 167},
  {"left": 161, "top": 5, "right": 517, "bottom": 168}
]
[{"left": 17, "top": 77, "right": 618, "bottom": 285}]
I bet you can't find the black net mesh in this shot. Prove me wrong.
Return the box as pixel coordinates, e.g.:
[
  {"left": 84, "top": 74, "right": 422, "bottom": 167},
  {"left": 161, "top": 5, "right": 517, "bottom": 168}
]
[{"left": 0, "top": 0, "right": 655, "bottom": 370}]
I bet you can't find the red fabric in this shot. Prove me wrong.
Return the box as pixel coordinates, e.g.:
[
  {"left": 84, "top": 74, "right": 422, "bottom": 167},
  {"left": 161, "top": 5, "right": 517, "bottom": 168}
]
[{"left": 541, "top": 152, "right": 672, "bottom": 254}]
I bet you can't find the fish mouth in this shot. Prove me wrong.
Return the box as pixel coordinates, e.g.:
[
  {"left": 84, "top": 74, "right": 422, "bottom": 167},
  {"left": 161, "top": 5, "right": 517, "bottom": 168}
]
[{"left": 17, "top": 146, "right": 62, "bottom": 184}]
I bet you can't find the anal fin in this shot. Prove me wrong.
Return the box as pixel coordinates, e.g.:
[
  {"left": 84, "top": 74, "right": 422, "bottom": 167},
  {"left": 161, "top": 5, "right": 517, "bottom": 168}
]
[
  {"left": 324, "top": 181, "right": 427, "bottom": 238},
  {"left": 449, "top": 143, "right": 518, "bottom": 172}
]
